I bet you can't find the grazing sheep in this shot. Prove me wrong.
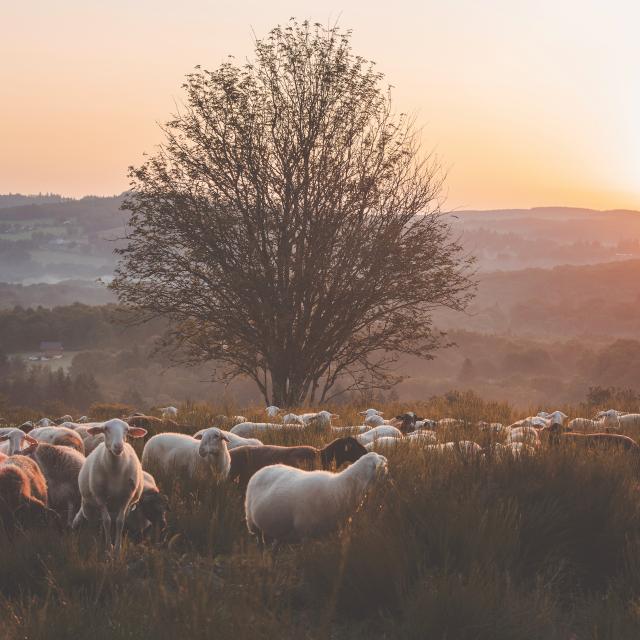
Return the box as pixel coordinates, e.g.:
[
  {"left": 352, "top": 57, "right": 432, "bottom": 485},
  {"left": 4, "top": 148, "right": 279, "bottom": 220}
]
[
  {"left": 0, "top": 428, "right": 39, "bottom": 455},
  {"left": 364, "top": 414, "right": 388, "bottom": 427},
  {"left": 506, "top": 426, "right": 541, "bottom": 447},
  {"left": 282, "top": 413, "right": 305, "bottom": 425},
  {"left": 160, "top": 406, "right": 178, "bottom": 419},
  {"left": 301, "top": 411, "right": 339, "bottom": 430},
  {"left": 245, "top": 451, "right": 388, "bottom": 542},
  {"left": 125, "top": 471, "right": 170, "bottom": 542},
  {"left": 126, "top": 415, "right": 179, "bottom": 432},
  {"left": 193, "top": 429, "right": 262, "bottom": 450},
  {"left": 265, "top": 406, "right": 281, "bottom": 418},
  {"left": 406, "top": 430, "right": 438, "bottom": 443},
  {"left": 28, "top": 426, "right": 85, "bottom": 455},
  {"left": 426, "top": 441, "right": 483, "bottom": 458},
  {"left": 142, "top": 428, "right": 231, "bottom": 481},
  {"left": 617, "top": 414, "right": 640, "bottom": 430},
  {"left": 229, "top": 437, "right": 367, "bottom": 487},
  {"left": 568, "top": 417, "right": 598, "bottom": 431},
  {"left": 437, "top": 418, "right": 465, "bottom": 429},
  {"left": 331, "top": 425, "right": 371, "bottom": 435},
  {"left": 72, "top": 419, "right": 147, "bottom": 552},
  {"left": 19, "top": 441, "right": 84, "bottom": 525},
  {"left": 368, "top": 431, "right": 437, "bottom": 451},
  {"left": 54, "top": 414, "right": 74, "bottom": 425},
  {"left": 19, "top": 421, "right": 34, "bottom": 432},
  {"left": 0, "top": 455, "right": 49, "bottom": 532},
  {"left": 359, "top": 408, "right": 382, "bottom": 418},
  {"left": 355, "top": 425, "right": 403, "bottom": 446},
  {"left": 547, "top": 411, "right": 568, "bottom": 426},
  {"left": 231, "top": 422, "right": 303, "bottom": 437},
  {"left": 492, "top": 442, "right": 536, "bottom": 459},
  {"left": 543, "top": 422, "right": 639, "bottom": 451},
  {"left": 479, "top": 422, "right": 508, "bottom": 435},
  {"left": 72, "top": 425, "right": 105, "bottom": 456},
  {"left": 36, "top": 418, "right": 54, "bottom": 427},
  {"left": 394, "top": 412, "right": 419, "bottom": 434},
  {"left": 415, "top": 419, "right": 438, "bottom": 430},
  {"left": 77, "top": 416, "right": 89, "bottom": 423}
]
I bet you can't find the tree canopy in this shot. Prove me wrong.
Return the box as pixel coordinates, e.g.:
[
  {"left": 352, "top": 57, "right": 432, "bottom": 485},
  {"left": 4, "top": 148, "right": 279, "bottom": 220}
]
[{"left": 112, "top": 20, "right": 474, "bottom": 406}]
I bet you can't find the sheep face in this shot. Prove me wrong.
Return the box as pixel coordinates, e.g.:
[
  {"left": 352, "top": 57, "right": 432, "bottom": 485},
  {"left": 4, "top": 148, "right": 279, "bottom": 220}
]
[
  {"left": 87, "top": 419, "right": 147, "bottom": 456},
  {"left": 359, "top": 408, "right": 382, "bottom": 418},
  {"left": 365, "top": 452, "right": 389, "bottom": 477},
  {"left": 364, "top": 415, "right": 386, "bottom": 427},
  {"left": 395, "top": 412, "right": 419, "bottom": 433},
  {"left": 266, "top": 406, "right": 280, "bottom": 417},
  {"left": 197, "top": 428, "right": 230, "bottom": 458},
  {"left": 139, "top": 491, "right": 170, "bottom": 530},
  {"left": 0, "top": 429, "right": 38, "bottom": 455}
]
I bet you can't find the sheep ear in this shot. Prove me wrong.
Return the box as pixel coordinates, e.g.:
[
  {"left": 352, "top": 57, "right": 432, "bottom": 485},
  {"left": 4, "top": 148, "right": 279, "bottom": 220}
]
[
  {"left": 0, "top": 434, "right": 9, "bottom": 442},
  {"left": 127, "top": 427, "right": 147, "bottom": 438},
  {"left": 87, "top": 426, "right": 105, "bottom": 436},
  {"left": 221, "top": 434, "right": 230, "bottom": 442},
  {"left": 193, "top": 433, "right": 203, "bottom": 440}
]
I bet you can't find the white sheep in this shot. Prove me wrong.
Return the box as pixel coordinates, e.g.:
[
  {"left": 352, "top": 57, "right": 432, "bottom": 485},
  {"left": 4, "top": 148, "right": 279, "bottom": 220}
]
[
  {"left": 568, "top": 417, "right": 598, "bottom": 431},
  {"left": 193, "top": 428, "right": 263, "bottom": 450},
  {"left": 231, "top": 421, "right": 303, "bottom": 437},
  {"left": 142, "top": 428, "right": 231, "bottom": 481},
  {"left": 415, "top": 419, "right": 438, "bottom": 430},
  {"left": 36, "top": 418, "right": 53, "bottom": 427},
  {"left": 282, "top": 413, "right": 305, "bottom": 425},
  {"left": 160, "top": 406, "right": 178, "bottom": 419},
  {"left": 547, "top": 411, "right": 568, "bottom": 425},
  {"left": 331, "top": 425, "right": 371, "bottom": 435},
  {"left": 72, "top": 419, "right": 147, "bottom": 552},
  {"left": 359, "top": 408, "right": 382, "bottom": 418},
  {"left": 0, "top": 428, "right": 39, "bottom": 455},
  {"left": 437, "top": 418, "right": 465, "bottom": 429},
  {"left": 406, "top": 430, "right": 438, "bottom": 443},
  {"left": 493, "top": 442, "right": 536, "bottom": 459},
  {"left": 506, "top": 426, "right": 541, "bottom": 446},
  {"left": 355, "top": 425, "right": 403, "bottom": 446},
  {"left": 265, "top": 406, "right": 281, "bottom": 418},
  {"left": 616, "top": 414, "right": 640, "bottom": 429},
  {"left": 365, "top": 431, "right": 436, "bottom": 451},
  {"left": 245, "top": 451, "right": 388, "bottom": 542},
  {"left": 364, "top": 414, "right": 388, "bottom": 427},
  {"left": 28, "top": 426, "right": 85, "bottom": 454},
  {"left": 305, "top": 410, "right": 339, "bottom": 430}
]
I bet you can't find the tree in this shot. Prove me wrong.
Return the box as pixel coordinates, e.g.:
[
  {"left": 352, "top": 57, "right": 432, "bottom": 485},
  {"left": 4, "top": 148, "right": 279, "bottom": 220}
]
[{"left": 112, "top": 20, "right": 474, "bottom": 406}]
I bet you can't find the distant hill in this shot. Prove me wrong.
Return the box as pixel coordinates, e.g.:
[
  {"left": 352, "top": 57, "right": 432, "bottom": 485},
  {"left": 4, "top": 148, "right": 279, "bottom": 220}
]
[{"left": 0, "top": 194, "right": 72, "bottom": 209}]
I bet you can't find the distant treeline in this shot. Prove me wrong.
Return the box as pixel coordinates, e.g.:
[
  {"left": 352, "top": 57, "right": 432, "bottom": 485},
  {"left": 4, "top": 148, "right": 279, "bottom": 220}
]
[{"left": 0, "top": 303, "right": 164, "bottom": 353}]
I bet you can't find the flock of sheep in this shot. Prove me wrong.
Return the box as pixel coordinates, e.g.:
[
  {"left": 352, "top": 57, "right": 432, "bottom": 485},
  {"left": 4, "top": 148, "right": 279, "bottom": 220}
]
[{"left": 1, "top": 405, "right": 639, "bottom": 551}]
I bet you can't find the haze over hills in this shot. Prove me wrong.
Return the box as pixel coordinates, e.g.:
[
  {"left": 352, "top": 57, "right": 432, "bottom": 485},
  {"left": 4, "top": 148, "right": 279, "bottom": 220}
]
[{"left": 2, "top": 192, "right": 640, "bottom": 406}]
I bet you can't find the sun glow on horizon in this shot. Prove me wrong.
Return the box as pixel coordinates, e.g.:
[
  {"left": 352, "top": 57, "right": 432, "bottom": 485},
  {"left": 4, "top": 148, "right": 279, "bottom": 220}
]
[{"left": 0, "top": 0, "right": 638, "bottom": 211}]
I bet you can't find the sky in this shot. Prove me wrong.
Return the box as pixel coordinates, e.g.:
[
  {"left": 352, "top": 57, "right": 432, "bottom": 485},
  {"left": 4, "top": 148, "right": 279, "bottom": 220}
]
[{"left": 1, "top": 0, "right": 638, "bottom": 211}]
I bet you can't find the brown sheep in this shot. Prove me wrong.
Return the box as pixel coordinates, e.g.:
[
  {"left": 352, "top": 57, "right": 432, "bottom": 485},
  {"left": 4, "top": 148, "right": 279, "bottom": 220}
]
[
  {"left": 0, "top": 455, "right": 49, "bottom": 533},
  {"left": 229, "top": 436, "right": 367, "bottom": 488},
  {"left": 542, "top": 422, "right": 639, "bottom": 451},
  {"left": 126, "top": 415, "right": 179, "bottom": 433},
  {"left": 19, "top": 441, "right": 85, "bottom": 525},
  {"left": 125, "top": 471, "right": 170, "bottom": 542}
]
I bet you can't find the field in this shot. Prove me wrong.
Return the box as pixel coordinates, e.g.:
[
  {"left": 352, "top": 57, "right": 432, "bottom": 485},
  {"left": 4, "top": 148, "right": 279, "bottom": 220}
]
[{"left": 2, "top": 399, "right": 640, "bottom": 639}]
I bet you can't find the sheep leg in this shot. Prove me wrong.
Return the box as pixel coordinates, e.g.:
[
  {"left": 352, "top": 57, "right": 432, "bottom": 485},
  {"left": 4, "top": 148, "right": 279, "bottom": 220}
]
[
  {"left": 71, "top": 508, "right": 85, "bottom": 530},
  {"left": 100, "top": 506, "right": 113, "bottom": 550},
  {"left": 113, "top": 507, "right": 127, "bottom": 554}
]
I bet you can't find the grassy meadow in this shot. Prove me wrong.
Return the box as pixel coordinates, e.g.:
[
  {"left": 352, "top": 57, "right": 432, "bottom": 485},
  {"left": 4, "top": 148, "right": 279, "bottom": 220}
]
[{"left": 2, "top": 397, "right": 640, "bottom": 638}]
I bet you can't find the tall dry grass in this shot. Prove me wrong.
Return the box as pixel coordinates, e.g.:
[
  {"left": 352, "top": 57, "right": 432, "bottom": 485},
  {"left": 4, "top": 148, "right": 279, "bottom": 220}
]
[{"left": 2, "top": 397, "right": 640, "bottom": 638}]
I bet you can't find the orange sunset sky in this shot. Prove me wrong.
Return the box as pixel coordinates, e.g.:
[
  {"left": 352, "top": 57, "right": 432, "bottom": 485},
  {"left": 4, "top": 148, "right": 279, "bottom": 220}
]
[{"left": 1, "top": 0, "right": 638, "bottom": 211}]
